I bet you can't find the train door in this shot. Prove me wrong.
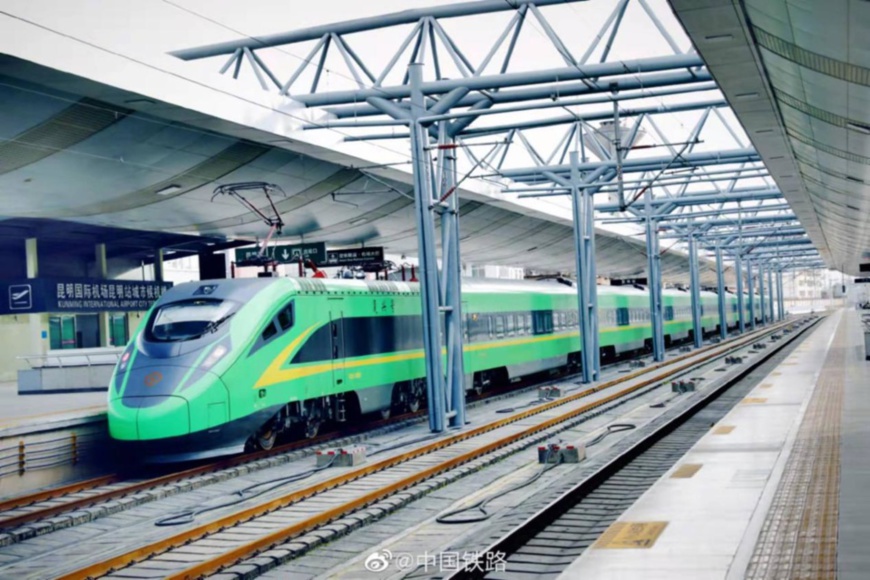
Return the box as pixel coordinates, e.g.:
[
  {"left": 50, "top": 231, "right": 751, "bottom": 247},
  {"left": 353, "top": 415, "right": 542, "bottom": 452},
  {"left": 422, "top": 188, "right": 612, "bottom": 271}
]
[{"left": 327, "top": 298, "right": 345, "bottom": 392}]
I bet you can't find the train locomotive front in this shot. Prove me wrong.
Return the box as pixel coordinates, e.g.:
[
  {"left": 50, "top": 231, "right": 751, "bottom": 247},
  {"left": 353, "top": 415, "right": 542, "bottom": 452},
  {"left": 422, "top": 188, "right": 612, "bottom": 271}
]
[{"left": 107, "top": 278, "right": 290, "bottom": 462}]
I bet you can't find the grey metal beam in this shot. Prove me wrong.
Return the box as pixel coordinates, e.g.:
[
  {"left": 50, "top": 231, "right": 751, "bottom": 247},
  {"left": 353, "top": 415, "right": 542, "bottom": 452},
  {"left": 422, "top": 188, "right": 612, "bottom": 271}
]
[
  {"left": 688, "top": 233, "right": 702, "bottom": 348},
  {"left": 657, "top": 213, "right": 796, "bottom": 230},
  {"left": 455, "top": 99, "right": 727, "bottom": 138},
  {"left": 505, "top": 148, "right": 760, "bottom": 183},
  {"left": 172, "top": 0, "right": 590, "bottom": 60},
  {"left": 323, "top": 71, "right": 714, "bottom": 119},
  {"left": 716, "top": 244, "right": 727, "bottom": 340},
  {"left": 294, "top": 54, "right": 705, "bottom": 106}
]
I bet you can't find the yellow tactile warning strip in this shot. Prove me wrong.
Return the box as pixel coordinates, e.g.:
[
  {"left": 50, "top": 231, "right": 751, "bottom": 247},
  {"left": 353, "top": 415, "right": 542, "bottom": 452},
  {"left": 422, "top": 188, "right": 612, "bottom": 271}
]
[
  {"left": 760, "top": 383, "right": 774, "bottom": 389},
  {"left": 671, "top": 464, "right": 703, "bottom": 478},
  {"left": 746, "top": 319, "right": 846, "bottom": 580},
  {"left": 742, "top": 397, "right": 768, "bottom": 404},
  {"left": 714, "top": 425, "right": 736, "bottom": 435},
  {"left": 594, "top": 522, "right": 668, "bottom": 549}
]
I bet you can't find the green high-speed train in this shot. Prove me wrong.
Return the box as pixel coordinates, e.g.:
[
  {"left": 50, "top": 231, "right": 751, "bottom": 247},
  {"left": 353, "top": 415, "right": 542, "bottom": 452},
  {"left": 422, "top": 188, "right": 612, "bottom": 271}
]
[{"left": 107, "top": 277, "right": 748, "bottom": 461}]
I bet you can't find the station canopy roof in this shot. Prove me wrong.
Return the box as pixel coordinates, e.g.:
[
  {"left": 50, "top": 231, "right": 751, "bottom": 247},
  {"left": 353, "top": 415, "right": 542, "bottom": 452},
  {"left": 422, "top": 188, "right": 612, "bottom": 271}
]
[
  {"left": 671, "top": 0, "right": 868, "bottom": 275},
  {"left": 0, "top": 1, "right": 757, "bottom": 286}
]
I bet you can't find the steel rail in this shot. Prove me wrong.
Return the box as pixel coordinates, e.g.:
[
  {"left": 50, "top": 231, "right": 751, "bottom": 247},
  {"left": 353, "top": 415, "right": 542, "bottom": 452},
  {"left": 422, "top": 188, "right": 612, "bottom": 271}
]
[
  {"left": 0, "top": 475, "right": 119, "bottom": 515},
  {"left": 0, "top": 341, "right": 653, "bottom": 533},
  {"left": 57, "top": 318, "right": 799, "bottom": 580},
  {"left": 446, "top": 316, "right": 820, "bottom": 579},
  {"left": 0, "top": 367, "right": 574, "bottom": 532},
  {"left": 0, "top": 411, "right": 414, "bottom": 532}
]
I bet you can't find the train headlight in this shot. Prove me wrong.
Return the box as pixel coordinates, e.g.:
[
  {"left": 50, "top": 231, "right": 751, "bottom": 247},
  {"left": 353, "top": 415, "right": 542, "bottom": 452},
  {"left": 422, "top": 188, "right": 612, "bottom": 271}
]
[
  {"left": 118, "top": 349, "right": 132, "bottom": 372},
  {"left": 201, "top": 344, "right": 228, "bottom": 370}
]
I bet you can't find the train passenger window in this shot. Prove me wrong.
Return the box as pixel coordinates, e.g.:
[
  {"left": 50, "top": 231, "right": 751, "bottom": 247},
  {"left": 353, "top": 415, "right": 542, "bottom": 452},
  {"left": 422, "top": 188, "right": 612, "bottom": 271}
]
[
  {"left": 617, "top": 307, "right": 629, "bottom": 326},
  {"left": 665, "top": 306, "right": 674, "bottom": 321},
  {"left": 506, "top": 314, "right": 515, "bottom": 335},
  {"left": 495, "top": 316, "right": 505, "bottom": 338},
  {"left": 488, "top": 317, "right": 494, "bottom": 339},
  {"left": 560, "top": 312, "right": 567, "bottom": 329},
  {"left": 261, "top": 321, "right": 278, "bottom": 341}
]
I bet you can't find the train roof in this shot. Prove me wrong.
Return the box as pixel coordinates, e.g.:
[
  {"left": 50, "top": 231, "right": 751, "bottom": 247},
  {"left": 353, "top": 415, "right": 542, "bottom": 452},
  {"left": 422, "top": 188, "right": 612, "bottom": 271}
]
[{"left": 168, "top": 277, "right": 731, "bottom": 300}]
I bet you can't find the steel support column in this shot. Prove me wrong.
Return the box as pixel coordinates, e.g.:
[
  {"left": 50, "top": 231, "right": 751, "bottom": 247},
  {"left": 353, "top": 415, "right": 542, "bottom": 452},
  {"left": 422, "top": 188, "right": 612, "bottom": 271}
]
[
  {"left": 409, "top": 64, "right": 448, "bottom": 432},
  {"left": 570, "top": 152, "right": 600, "bottom": 383},
  {"left": 747, "top": 260, "right": 756, "bottom": 330},
  {"left": 758, "top": 262, "right": 766, "bottom": 325},
  {"left": 437, "top": 123, "right": 466, "bottom": 429},
  {"left": 644, "top": 189, "right": 665, "bottom": 361},
  {"left": 777, "top": 269, "right": 785, "bottom": 320},
  {"left": 688, "top": 233, "right": 702, "bottom": 348},
  {"left": 767, "top": 266, "right": 774, "bottom": 323},
  {"left": 715, "top": 244, "right": 727, "bottom": 340},
  {"left": 735, "top": 252, "right": 745, "bottom": 333}
]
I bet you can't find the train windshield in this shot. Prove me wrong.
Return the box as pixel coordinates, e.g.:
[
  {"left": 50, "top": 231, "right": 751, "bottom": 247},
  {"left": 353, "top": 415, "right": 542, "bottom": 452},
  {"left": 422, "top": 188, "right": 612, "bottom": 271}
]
[{"left": 148, "top": 299, "right": 235, "bottom": 342}]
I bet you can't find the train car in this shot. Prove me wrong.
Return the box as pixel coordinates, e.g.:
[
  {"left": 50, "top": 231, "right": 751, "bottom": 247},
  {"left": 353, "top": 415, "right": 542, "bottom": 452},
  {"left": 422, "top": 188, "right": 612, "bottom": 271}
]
[{"left": 107, "top": 278, "right": 740, "bottom": 461}]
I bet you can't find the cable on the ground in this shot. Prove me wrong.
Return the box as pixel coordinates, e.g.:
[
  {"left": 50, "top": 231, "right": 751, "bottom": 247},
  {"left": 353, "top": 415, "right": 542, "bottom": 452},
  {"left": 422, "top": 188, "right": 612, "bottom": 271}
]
[
  {"left": 154, "top": 429, "right": 444, "bottom": 527},
  {"left": 436, "top": 447, "right": 560, "bottom": 524},
  {"left": 154, "top": 455, "right": 337, "bottom": 526},
  {"left": 496, "top": 396, "right": 554, "bottom": 414},
  {"left": 436, "top": 422, "right": 637, "bottom": 525},
  {"left": 584, "top": 423, "right": 636, "bottom": 446}
]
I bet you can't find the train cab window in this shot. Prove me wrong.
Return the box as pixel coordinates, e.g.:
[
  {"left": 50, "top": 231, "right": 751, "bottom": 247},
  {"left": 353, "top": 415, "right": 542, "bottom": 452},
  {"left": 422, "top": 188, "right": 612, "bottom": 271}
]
[
  {"left": 147, "top": 299, "right": 234, "bottom": 342},
  {"left": 261, "top": 321, "right": 278, "bottom": 341},
  {"left": 277, "top": 303, "right": 294, "bottom": 330}
]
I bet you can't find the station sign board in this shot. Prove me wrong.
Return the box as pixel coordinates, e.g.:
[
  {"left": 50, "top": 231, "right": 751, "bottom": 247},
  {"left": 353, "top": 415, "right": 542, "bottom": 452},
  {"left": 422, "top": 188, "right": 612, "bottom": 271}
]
[
  {"left": 234, "top": 244, "right": 384, "bottom": 268},
  {"left": 235, "top": 243, "right": 327, "bottom": 265},
  {"left": 0, "top": 278, "right": 173, "bottom": 315},
  {"left": 325, "top": 247, "right": 385, "bottom": 267},
  {"left": 611, "top": 277, "right": 648, "bottom": 286}
]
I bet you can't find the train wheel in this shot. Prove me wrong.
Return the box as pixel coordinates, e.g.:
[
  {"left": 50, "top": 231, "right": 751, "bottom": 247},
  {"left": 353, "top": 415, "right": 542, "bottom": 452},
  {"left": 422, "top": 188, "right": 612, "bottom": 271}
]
[
  {"left": 257, "top": 427, "right": 277, "bottom": 451},
  {"left": 304, "top": 417, "right": 320, "bottom": 439},
  {"left": 406, "top": 379, "right": 425, "bottom": 413},
  {"left": 303, "top": 399, "right": 324, "bottom": 439}
]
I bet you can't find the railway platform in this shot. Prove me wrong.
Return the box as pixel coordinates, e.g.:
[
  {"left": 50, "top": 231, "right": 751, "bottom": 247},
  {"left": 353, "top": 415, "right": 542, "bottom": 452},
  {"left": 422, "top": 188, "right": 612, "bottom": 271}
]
[
  {"left": 560, "top": 308, "right": 858, "bottom": 579},
  {"left": 0, "top": 380, "right": 105, "bottom": 426}
]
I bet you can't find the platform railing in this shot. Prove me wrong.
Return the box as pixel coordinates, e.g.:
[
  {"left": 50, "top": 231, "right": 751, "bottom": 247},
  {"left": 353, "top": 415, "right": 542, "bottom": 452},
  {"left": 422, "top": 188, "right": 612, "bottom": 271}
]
[
  {"left": 17, "top": 348, "right": 122, "bottom": 369},
  {"left": 0, "top": 430, "right": 104, "bottom": 479}
]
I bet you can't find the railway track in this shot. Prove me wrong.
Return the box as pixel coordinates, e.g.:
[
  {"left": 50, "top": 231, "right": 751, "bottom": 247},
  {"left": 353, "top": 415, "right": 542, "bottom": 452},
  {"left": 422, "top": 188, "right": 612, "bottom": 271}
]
[
  {"left": 443, "top": 316, "right": 820, "bottom": 579},
  {"left": 0, "top": 334, "right": 692, "bottom": 538},
  {"left": 28, "top": 318, "right": 808, "bottom": 580}
]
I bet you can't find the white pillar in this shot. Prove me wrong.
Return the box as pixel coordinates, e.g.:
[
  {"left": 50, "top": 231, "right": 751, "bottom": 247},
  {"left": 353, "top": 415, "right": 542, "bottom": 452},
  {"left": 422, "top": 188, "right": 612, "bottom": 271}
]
[{"left": 96, "top": 243, "right": 111, "bottom": 347}]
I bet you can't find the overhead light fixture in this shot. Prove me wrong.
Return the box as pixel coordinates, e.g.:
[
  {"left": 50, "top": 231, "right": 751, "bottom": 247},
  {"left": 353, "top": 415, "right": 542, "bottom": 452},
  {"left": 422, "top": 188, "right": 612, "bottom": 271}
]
[
  {"left": 847, "top": 122, "right": 870, "bottom": 134},
  {"left": 124, "top": 98, "right": 156, "bottom": 106},
  {"left": 155, "top": 184, "right": 182, "bottom": 196},
  {"left": 735, "top": 92, "right": 759, "bottom": 100},
  {"left": 704, "top": 33, "right": 733, "bottom": 42},
  {"left": 349, "top": 217, "right": 368, "bottom": 226}
]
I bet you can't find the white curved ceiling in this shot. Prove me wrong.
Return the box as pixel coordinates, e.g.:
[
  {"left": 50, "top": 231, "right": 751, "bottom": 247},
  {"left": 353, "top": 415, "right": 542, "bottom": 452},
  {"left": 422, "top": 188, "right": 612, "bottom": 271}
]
[{"left": 670, "top": 0, "right": 868, "bottom": 274}]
